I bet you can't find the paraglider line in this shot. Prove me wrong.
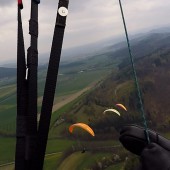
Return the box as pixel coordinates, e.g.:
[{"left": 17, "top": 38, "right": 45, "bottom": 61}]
[{"left": 118, "top": 0, "right": 150, "bottom": 143}]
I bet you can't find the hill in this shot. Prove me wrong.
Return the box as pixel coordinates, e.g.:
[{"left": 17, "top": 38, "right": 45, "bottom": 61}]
[
  {"left": 1, "top": 31, "right": 169, "bottom": 137},
  {"left": 1, "top": 31, "right": 170, "bottom": 168},
  {"left": 105, "top": 32, "right": 170, "bottom": 61},
  {"left": 53, "top": 37, "right": 170, "bottom": 140}
]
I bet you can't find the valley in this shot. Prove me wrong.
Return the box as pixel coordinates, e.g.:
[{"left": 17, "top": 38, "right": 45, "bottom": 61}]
[{"left": 1, "top": 31, "right": 170, "bottom": 170}]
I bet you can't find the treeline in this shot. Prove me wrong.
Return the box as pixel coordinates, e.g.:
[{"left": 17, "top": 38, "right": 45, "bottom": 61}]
[{"left": 61, "top": 46, "right": 170, "bottom": 139}]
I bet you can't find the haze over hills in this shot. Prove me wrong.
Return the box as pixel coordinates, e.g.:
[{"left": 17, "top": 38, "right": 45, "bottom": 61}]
[
  {"left": 1, "top": 26, "right": 170, "bottom": 67},
  {"left": 40, "top": 26, "right": 170, "bottom": 64},
  {"left": 106, "top": 32, "right": 170, "bottom": 62},
  {"left": 1, "top": 28, "right": 170, "bottom": 90}
]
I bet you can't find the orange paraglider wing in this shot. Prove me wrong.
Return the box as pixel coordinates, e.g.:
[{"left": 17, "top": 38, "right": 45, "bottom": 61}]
[
  {"left": 116, "top": 103, "right": 127, "bottom": 111},
  {"left": 69, "top": 123, "right": 95, "bottom": 136}
]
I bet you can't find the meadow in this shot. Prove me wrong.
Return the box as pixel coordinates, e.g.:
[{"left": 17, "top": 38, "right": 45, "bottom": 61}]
[
  {"left": 0, "top": 53, "right": 120, "bottom": 169},
  {"left": 1, "top": 30, "right": 170, "bottom": 170}
]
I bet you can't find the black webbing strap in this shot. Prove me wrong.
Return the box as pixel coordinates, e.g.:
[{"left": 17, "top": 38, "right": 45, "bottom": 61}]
[
  {"left": 15, "top": 0, "right": 40, "bottom": 169},
  {"left": 32, "top": 0, "right": 69, "bottom": 169},
  {"left": 25, "top": 0, "right": 39, "bottom": 168},
  {"left": 15, "top": 3, "right": 27, "bottom": 170}
]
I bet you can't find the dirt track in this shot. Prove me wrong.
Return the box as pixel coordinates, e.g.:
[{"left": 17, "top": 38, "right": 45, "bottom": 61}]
[{"left": 52, "top": 85, "right": 93, "bottom": 113}]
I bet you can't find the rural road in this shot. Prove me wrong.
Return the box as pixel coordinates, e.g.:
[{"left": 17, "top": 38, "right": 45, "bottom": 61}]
[{"left": 52, "top": 85, "right": 94, "bottom": 113}]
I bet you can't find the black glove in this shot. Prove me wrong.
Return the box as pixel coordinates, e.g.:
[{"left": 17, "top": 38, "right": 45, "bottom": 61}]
[
  {"left": 119, "top": 125, "right": 170, "bottom": 155},
  {"left": 141, "top": 143, "right": 170, "bottom": 170}
]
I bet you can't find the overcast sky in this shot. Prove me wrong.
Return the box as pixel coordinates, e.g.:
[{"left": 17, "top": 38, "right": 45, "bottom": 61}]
[{"left": 0, "top": 0, "right": 170, "bottom": 63}]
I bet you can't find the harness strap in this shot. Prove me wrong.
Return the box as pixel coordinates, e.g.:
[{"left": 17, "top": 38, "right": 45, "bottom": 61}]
[
  {"left": 33, "top": 0, "right": 40, "bottom": 4},
  {"left": 25, "top": 0, "right": 39, "bottom": 166},
  {"left": 32, "top": 0, "right": 69, "bottom": 169},
  {"left": 16, "top": 0, "right": 68, "bottom": 169},
  {"left": 15, "top": 4, "right": 27, "bottom": 170},
  {"left": 15, "top": 1, "right": 40, "bottom": 169}
]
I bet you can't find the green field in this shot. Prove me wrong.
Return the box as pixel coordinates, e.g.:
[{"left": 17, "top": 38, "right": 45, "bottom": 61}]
[
  {"left": 0, "top": 137, "right": 15, "bottom": 164},
  {"left": 58, "top": 152, "right": 93, "bottom": 170},
  {"left": 105, "top": 163, "right": 124, "bottom": 170},
  {"left": 44, "top": 153, "right": 62, "bottom": 170},
  {"left": 0, "top": 68, "right": 111, "bottom": 134},
  {"left": 44, "top": 150, "right": 124, "bottom": 170},
  {"left": 0, "top": 50, "right": 116, "bottom": 134},
  {"left": 58, "top": 152, "right": 115, "bottom": 170},
  {"left": 0, "top": 53, "right": 120, "bottom": 169},
  {"left": 2, "top": 31, "right": 170, "bottom": 170}
]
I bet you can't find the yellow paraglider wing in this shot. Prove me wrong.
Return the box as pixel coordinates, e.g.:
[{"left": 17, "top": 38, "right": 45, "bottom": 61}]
[
  {"left": 103, "top": 109, "right": 121, "bottom": 116},
  {"left": 69, "top": 123, "right": 95, "bottom": 136},
  {"left": 116, "top": 103, "right": 127, "bottom": 111}
]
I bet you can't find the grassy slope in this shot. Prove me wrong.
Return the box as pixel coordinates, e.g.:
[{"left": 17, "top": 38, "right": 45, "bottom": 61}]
[
  {"left": 0, "top": 164, "right": 14, "bottom": 170},
  {"left": 2, "top": 33, "right": 170, "bottom": 169},
  {"left": 44, "top": 153, "right": 62, "bottom": 170},
  {"left": 105, "top": 163, "right": 124, "bottom": 170},
  {"left": 0, "top": 53, "right": 116, "bottom": 166},
  {"left": 0, "top": 137, "right": 76, "bottom": 165},
  {"left": 57, "top": 152, "right": 114, "bottom": 170},
  {"left": 46, "top": 139, "right": 76, "bottom": 153},
  {"left": 0, "top": 67, "right": 111, "bottom": 134},
  {"left": 0, "top": 137, "right": 15, "bottom": 164},
  {"left": 46, "top": 48, "right": 169, "bottom": 169}
]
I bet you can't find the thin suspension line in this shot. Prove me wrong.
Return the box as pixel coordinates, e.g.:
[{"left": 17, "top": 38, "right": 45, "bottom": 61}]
[{"left": 118, "top": 0, "right": 150, "bottom": 143}]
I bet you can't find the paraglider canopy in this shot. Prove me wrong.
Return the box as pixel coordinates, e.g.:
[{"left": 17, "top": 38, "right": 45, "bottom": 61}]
[
  {"left": 103, "top": 109, "right": 121, "bottom": 116},
  {"left": 116, "top": 103, "right": 127, "bottom": 111},
  {"left": 69, "top": 123, "right": 95, "bottom": 136}
]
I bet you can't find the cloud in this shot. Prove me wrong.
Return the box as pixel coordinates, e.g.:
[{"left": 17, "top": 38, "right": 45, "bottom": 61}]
[
  {"left": 0, "top": 0, "right": 170, "bottom": 63},
  {"left": 0, "top": 0, "right": 14, "bottom": 6}
]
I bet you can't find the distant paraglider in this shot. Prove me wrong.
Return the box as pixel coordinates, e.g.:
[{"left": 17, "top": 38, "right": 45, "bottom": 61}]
[
  {"left": 116, "top": 103, "right": 127, "bottom": 111},
  {"left": 103, "top": 109, "right": 121, "bottom": 116},
  {"left": 69, "top": 123, "right": 95, "bottom": 136}
]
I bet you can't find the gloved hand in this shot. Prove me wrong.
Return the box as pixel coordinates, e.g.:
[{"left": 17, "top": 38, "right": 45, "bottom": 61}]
[
  {"left": 141, "top": 143, "right": 170, "bottom": 170},
  {"left": 119, "top": 125, "right": 170, "bottom": 155}
]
